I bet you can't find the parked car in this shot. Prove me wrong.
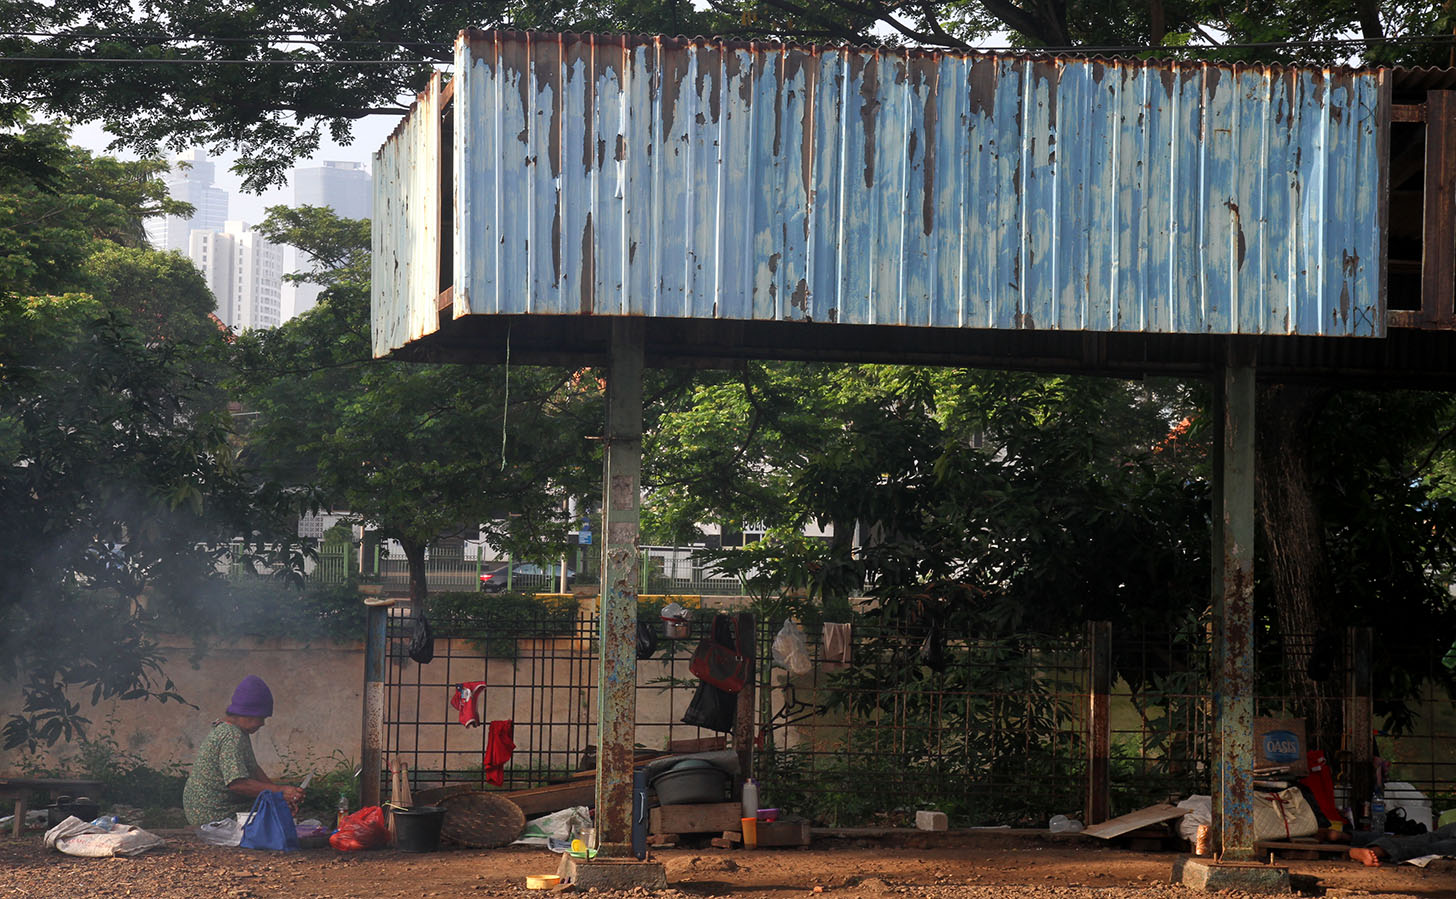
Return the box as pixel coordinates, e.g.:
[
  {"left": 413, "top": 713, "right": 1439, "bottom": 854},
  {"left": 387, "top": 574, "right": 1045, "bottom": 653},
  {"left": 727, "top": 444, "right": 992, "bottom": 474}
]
[{"left": 478, "top": 562, "right": 575, "bottom": 593}]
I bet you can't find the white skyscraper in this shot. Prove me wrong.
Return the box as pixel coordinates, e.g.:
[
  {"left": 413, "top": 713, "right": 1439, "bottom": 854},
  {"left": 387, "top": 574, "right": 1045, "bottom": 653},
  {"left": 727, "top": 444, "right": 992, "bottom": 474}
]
[
  {"left": 287, "top": 160, "right": 372, "bottom": 318},
  {"left": 152, "top": 149, "right": 230, "bottom": 253},
  {"left": 191, "top": 221, "right": 284, "bottom": 331}
]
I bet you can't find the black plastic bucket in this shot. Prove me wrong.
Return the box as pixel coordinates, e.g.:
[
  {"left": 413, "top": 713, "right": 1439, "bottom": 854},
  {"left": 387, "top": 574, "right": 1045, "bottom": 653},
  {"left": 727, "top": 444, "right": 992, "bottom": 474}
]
[{"left": 392, "top": 805, "right": 447, "bottom": 852}]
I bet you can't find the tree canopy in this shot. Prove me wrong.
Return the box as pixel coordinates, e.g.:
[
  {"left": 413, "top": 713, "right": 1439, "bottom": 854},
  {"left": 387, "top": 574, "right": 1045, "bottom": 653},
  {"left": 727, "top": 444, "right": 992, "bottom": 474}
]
[
  {"left": 0, "top": 122, "right": 274, "bottom": 748},
  {"left": 232, "top": 205, "right": 603, "bottom": 605},
  {"left": 4, "top": 1, "right": 1450, "bottom": 189}
]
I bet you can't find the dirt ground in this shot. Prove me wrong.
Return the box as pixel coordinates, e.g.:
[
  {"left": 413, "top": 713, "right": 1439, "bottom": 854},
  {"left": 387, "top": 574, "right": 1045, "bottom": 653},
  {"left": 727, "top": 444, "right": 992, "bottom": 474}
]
[{"left": 6, "top": 828, "right": 1456, "bottom": 899}]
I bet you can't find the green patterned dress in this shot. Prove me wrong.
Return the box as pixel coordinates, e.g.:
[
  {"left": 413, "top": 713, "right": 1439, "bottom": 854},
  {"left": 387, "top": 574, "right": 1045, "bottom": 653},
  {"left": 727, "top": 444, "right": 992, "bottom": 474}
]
[{"left": 182, "top": 722, "right": 260, "bottom": 826}]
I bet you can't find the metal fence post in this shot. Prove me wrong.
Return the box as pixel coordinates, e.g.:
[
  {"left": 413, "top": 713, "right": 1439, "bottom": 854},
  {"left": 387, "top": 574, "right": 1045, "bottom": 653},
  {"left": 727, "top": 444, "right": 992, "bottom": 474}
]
[
  {"left": 1086, "top": 620, "right": 1112, "bottom": 824},
  {"left": 362, "top": 602, "right": 388, "bottom": 807}
]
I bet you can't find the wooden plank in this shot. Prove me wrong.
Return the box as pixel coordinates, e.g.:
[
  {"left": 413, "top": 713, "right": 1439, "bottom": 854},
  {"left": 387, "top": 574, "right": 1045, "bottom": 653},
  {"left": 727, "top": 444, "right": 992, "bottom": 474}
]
[
  {"left": 1422, "top": 91, "right": 1456, "bottom": 328},
  {"left": 501, "top": 780, "right": 597, "bottom": 818},
  {"left": 1081, "top": 804, "right": 1190, "bottom": 840},
  {"left": 667, "top": 737, "right": 727, "bottom": 754},
  {"left": 650, "top": 801, "right": 743, "bottom": 835},
  {"left": 1393, "top": 103, "right": 1427, "bottom": 123},
  {"left": 756, "top": 819, "right": 811, "bottom": 847},
  {"left": 1256, "top": 841, "right": 1351, "bottom": 854}
]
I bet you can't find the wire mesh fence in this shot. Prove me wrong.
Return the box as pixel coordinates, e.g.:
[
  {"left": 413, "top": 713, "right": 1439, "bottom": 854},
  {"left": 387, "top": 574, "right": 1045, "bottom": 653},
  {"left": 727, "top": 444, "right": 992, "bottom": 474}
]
[{"left": 378, "top": 602, "right": 1456, "bottom": 828}]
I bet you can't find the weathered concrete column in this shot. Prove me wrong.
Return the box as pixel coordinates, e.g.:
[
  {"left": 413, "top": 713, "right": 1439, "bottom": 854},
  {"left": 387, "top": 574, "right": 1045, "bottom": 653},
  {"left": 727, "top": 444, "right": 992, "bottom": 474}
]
[
  {"left": 597, "top": 318, "right": 644, "bottom": 855},
  {"left": 1211, "top": 340, "right": 1257, "bottom": 860}
]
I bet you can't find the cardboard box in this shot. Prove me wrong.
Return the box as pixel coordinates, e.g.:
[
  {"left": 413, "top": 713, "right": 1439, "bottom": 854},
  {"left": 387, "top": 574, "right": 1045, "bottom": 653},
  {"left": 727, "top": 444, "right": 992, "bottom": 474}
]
[{"left": 1254, "top": 717, "right": 1308, "bottom": 775}]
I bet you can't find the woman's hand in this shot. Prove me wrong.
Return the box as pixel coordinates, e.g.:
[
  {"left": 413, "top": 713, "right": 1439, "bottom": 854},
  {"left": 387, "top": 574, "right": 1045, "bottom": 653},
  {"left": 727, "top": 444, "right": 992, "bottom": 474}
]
[{"left": 280, "top": 785, "right": 305, "bottom": 811}]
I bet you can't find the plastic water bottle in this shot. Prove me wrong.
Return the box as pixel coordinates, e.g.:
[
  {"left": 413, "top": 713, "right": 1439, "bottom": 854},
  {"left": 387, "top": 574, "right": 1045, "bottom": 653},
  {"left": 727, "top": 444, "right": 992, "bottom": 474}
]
[
  {"left": 741, "top": 779, "right": 759, "bottom": 819},
  {"left": 89, "top": 815, "right": 118, "bottom": 831},
  {"left": 336, "top": 793, "right": 349, "bottom": 830},
  {"left": 1371, "top": 794, "right": 1387, "bottom": 834}
]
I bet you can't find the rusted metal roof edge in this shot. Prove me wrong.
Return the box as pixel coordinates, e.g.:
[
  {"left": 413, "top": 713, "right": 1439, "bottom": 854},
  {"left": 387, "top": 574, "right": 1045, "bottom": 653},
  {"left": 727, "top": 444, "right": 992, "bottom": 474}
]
[{"left": 458, "top": 27, "right": 1395, "bottom": 79}]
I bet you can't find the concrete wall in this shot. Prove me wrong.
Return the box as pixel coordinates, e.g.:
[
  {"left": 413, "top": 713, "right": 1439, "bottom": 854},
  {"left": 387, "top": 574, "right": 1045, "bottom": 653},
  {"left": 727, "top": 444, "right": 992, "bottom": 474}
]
[{"left": 0, "top": 637, "right": 366, "bottom": 780}]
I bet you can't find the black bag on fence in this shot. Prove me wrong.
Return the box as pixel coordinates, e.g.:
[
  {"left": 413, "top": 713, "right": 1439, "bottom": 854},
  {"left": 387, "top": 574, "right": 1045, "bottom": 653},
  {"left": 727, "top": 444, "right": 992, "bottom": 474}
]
[
  {"left": 681, "top": 680, "right": 738, "bottom": 732},
  {"left": 409, "top": 608, "right": 435, "bottom": 664}
]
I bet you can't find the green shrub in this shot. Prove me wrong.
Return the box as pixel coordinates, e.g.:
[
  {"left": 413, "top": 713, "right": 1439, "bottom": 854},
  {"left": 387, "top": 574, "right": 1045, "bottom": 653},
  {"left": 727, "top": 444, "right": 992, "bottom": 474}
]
[{"left": 429, "top": 591, "right": 580, "bottom": 657}]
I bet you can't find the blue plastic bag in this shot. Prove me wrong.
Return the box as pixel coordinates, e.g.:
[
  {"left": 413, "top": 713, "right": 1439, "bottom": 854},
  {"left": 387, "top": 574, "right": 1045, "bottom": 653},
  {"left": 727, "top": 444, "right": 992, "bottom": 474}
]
[{"left": 239, "top": 790, "right": 299, "bottom": 851}]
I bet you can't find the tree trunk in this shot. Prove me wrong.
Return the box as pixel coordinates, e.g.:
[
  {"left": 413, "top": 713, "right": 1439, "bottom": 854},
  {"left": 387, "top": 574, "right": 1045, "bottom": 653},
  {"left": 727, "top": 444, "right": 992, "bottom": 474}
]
[
  {"left": 401, "top": 537, "right": 429, "bottom": 612},
  {"left": 1254, "top": 384, "right": 1341, "bottom": 749}
]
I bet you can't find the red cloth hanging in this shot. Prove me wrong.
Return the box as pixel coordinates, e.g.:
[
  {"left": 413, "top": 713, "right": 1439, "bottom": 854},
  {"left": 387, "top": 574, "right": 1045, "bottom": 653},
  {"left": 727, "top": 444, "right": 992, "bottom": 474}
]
[
  {"left": 1299, "top": 749, "right": 1350, "bottom": 829},
  {"left": 484, "top": 719, "right": 515, "bottom": 786}
]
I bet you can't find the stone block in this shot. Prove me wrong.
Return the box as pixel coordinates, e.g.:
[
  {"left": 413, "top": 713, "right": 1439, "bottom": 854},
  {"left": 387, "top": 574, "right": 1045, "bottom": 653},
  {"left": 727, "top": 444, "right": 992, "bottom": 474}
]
[
  {"left": 915, "top": 810, "right": 948, "bottom": 831},
  {"left": 1173, "top": 857, "right": 1290, "bottom": 893}
]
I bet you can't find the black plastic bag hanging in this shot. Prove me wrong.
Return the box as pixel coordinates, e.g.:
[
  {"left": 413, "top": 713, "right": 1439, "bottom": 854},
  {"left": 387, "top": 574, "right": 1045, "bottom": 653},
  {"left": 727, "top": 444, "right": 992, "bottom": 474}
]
[
  {"left": 409, "top": 608, "right": 435, "bottom": 664},
  {"left": 919, "top": 621, "right": 946, "bottom": 673},
  {"left": 681, "top": 681, "right": 738, "bottom": 732},
  {"left": 635, "top": 620, "right": 659, "bottom": 660}
]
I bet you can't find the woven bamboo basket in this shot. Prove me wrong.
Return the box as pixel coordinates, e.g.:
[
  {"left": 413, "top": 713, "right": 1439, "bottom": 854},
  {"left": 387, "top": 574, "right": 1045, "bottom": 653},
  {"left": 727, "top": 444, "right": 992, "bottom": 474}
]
[{"left": 437, "top": 791, "right": 527, "bottom": 848}]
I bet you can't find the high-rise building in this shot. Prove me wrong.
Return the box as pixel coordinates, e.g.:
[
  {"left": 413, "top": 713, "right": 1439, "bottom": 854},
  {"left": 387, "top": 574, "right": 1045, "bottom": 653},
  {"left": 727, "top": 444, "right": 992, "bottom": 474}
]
[
  {"left": 152, "top": 149, "right": 229, "bottom": 253},
  {"left": 191, "top": 221, "right": 284, "bottom": 331},
  {"left": 287, "top": 161, "right": 372, "bottom": 318},
  {"left": 294, "top": 160, "right": 372, "bottom": 221}
]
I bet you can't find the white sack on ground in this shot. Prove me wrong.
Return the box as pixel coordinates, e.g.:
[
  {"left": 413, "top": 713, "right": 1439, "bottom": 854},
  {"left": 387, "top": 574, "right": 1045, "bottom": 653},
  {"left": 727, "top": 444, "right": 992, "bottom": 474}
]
[{"left": 44, "top": 815, "right": 166, "bottom": 857}]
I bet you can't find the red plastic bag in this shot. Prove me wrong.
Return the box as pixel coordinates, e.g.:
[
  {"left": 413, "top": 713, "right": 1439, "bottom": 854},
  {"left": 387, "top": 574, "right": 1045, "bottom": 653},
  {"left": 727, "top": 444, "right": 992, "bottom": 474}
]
[{"left": 329, "top": 806, "right": 389, "bottom": 851}]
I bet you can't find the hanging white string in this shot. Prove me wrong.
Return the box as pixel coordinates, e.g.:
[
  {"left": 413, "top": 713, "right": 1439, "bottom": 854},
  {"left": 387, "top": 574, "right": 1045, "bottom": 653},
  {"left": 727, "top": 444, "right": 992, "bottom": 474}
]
[{"left": 501, "top": 323, "right": 511, "bottom": 471}]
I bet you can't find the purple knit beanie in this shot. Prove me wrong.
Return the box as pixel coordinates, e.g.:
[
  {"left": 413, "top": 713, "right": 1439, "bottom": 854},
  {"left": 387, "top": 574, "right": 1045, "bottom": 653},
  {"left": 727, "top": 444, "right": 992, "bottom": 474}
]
[{"left": 226, "top": 675, "right": 274, "bottom": 718}]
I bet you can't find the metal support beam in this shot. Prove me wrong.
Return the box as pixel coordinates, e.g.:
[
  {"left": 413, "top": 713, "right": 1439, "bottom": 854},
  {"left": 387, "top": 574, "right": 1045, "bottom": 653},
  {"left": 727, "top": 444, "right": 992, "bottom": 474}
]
[
  {"left": 1211, "top": 340, "right": 1257, "bottom": 860},
  {"left": 361, "top": 602, "right": 388, "bottom": 808},
  {"left": 597, "top": 318, "right": 644, "bottom": 855}
]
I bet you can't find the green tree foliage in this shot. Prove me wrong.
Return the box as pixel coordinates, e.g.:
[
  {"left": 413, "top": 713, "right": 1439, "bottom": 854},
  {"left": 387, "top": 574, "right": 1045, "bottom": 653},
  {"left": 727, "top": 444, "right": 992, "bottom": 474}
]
[
  {"left": 233, "top": 206, "right": 602, "bottom": 605},
  {"left": 4, "top": 0, "right": 1451, "bottom": 195},
  {"left": 0, "top": 124, "right": 307, "bottom": 749}
]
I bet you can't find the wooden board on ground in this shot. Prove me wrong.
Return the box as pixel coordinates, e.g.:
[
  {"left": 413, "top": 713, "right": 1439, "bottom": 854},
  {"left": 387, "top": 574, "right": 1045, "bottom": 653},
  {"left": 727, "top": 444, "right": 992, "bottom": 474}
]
[
  {"left": 1081, "top": 804, "right": 1190, "bottom": 839},
  {"left": 651, "top": 802, "right": 744, "bottom": 835}
]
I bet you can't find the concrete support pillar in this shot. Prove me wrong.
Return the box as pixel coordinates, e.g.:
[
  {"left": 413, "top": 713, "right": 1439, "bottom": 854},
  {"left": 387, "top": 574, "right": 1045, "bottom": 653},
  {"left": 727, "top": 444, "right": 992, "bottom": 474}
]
[
  {"left": 1211, "top": 340, "right": 1257, "bottom": 860},
  {"left": 597, "top": 318, "right": 644, "bottom": 855},
  {"left": 361, "top": 602, "right": 388, "bottom": 808}
]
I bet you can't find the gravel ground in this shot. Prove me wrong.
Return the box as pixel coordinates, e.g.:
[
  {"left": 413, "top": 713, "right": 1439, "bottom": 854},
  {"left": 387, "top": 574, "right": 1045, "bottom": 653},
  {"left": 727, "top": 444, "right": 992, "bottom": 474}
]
[{"left": 5, "top": 828, "right": 1455, "bottom": 899}]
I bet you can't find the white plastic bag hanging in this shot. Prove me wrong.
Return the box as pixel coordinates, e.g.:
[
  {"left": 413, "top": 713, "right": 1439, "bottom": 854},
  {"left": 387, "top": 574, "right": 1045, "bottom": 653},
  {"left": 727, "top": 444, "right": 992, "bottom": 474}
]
[{"left": 772, "top": 619, "right": 812, "bottom": 676}]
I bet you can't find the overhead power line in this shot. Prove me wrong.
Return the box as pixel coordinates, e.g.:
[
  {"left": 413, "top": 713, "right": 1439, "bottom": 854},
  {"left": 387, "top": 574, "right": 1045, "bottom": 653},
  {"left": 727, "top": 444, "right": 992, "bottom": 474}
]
[
  {"left": 0, "top": 55, "right": 437, "bottom": 66},
  {"left": 0, "top": 30, "right": 452, "bottom": 50}
]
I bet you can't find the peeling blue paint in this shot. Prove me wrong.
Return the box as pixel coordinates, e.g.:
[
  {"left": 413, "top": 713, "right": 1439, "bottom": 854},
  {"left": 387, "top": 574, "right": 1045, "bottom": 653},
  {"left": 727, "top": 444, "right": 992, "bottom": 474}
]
[{"left": 373, "top": 31, "right": 1388, "bottom": 357}]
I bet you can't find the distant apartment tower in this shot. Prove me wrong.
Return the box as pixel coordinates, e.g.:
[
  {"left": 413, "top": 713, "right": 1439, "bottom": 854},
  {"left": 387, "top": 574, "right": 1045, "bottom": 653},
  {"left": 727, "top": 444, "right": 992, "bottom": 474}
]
[
  {"left": 153, "top": 149, "right": 229, "bottom": 252},
  {"left": 288, "top": 161, "right": 372, "bottom": 318},
  {"left": 191, "top": 221, "right": 284, "bottom": 330}
]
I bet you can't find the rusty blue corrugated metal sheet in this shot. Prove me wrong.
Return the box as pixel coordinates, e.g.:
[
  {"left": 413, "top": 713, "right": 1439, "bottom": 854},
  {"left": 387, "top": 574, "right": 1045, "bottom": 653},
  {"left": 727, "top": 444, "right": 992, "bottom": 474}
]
[
  {"left": 372, "top": 74, "right": 442, "bottom": 358},
  {"left": 372, "top": 31, "right": 1389, "bottom": 356}
]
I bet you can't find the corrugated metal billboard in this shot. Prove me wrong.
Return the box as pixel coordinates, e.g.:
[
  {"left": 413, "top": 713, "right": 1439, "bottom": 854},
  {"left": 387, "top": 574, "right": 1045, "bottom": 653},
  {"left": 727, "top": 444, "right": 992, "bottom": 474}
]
[
  {"left": 373, "top": 74, "right": 443, "bottom": 355},
  {"left": 373, "top": 31, "right": 1389, "bottom": 358}
]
